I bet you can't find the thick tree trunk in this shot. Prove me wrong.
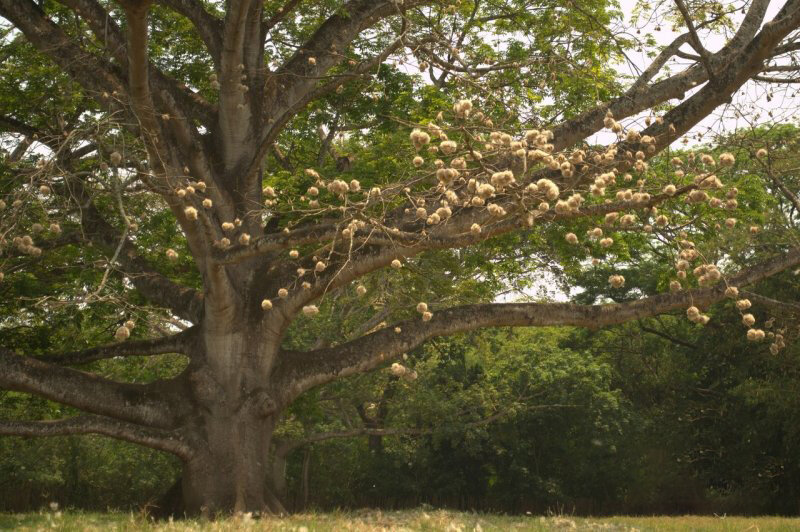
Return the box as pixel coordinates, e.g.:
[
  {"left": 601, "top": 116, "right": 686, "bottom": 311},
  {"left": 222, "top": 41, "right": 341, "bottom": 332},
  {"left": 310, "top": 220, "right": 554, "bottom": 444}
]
[
  {"left": 181, "top": 414, "right": 284, "bottom": 516},
  {"left": 178, "top": 302, "right": 288, "bottom": 516}
]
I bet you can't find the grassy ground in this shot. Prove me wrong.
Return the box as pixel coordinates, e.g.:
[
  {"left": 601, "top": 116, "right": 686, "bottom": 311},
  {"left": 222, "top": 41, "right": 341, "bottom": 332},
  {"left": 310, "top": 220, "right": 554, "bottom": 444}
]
[{"left": 1, "top": 509, "right": 799, "bottom": 531}]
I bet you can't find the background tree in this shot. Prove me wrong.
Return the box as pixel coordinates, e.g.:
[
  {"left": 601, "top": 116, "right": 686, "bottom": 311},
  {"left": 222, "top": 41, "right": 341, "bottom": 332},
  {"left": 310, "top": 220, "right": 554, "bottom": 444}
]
[{"left": 2, "top": 0, "right": 800, "bottom": 516}]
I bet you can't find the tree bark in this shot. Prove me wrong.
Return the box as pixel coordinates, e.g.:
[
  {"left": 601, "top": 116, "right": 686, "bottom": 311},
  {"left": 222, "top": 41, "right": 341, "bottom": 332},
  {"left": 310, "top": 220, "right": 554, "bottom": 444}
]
[
  {"left": 181, "top": 414, "right": 284, "bottom": 515},
  {"left": 173, "top": 300, "right": 288, "bottom": 515}
]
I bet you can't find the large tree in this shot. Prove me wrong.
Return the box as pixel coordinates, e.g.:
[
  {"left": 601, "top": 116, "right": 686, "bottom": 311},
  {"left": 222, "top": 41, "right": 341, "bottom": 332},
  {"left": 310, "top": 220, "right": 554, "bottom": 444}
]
[{"left": 2, "top": 0, "right": 800, "bottom": 516}]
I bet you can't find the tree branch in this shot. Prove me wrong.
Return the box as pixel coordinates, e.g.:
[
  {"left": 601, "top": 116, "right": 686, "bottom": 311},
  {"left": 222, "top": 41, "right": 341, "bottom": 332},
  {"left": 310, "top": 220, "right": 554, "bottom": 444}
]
[
  {"left": 156, "top": 0, "right": 223, "bottom": 64},
  {"left": 38, "top": 327, "right": 196, "bottom": 365},
  {"left": 551, "top": 0, "right": 772, "bottom": 151},
  {"left": 0, "top": 348, "right": 189, "bottom": 428},
  {"left": 0, "top": 113, "right": 40, "bottom": 137},
  {"left": 674, "top": 0, "right": 715, "bottom": 81},
  {"left": 275, "top": 247, "right": 800, "bottom": 400},
  {"left": 0, "top": 415, "right": 194, "bottom": 458},
  {"left": 0, "top": 0, "right": 126, "bottom": 97}
]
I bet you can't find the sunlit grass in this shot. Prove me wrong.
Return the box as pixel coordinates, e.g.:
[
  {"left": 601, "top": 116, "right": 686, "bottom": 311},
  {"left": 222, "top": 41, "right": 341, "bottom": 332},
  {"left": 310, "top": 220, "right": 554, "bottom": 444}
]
[{"left": 2, "top": 509, "right": 799, "bottom": 531}]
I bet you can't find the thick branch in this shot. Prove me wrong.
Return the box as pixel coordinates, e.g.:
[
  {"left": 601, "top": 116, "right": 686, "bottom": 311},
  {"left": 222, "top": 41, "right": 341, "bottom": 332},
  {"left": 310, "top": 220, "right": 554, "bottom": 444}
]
[
  {"left": 0, "top": 114, "right": 39, "bottom": 137},
  {"left": 38, "top": 327, "right": 196, "bottom": 365},
  {"left": 551, "top": 0, "right": 771, "bottom": 150},
  {"left": 0, "top": 348, "right": 188, "bottom": 428},
  {"left": 275, "top": 248, "right": 800, "bottom": 400},
  {"left": 741, "top": 290, "right": 800, "bottom": 315},
  {"left": 0, "top": 0, "right": 126, "bottom": 97},
  {"left": 156, "top": 0, "right": 223, "bottom": 64},
  {"left": 0, "top": 415, "right": 194, "bottom": 458}
]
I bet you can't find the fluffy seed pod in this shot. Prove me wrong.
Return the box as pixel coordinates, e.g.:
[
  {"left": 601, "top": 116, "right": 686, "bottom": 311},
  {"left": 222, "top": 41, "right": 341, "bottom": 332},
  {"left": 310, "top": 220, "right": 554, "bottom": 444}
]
[
  {"left": 608, "top": 275, "right": 625, "bottom": 288},
  {"left": 261, "top": 299, "right": 273, "bottom": 310},
  {"left": 756, "top": 148, "right": 768, "bottom": 158},
  {"left": 410, "top": 129, "right": 431, "bottom": 150},
  {"left": 490, "top": 171, "right": 515, "bottom": 188},
  {"left": 166, "top": 249, "right": 178, "bottom": 261},
  {"left": 422, "top": 311, "right": 433, "bottom": 322},
  {"left": 302, "top": 305, "right": 319, "bottom": 316},
  {"left": 725, "top": 286, "right": 739, "bottom": 298},
  {"left": 290, "top": 250, "right": 299, "bottom": 259},
  {"left": 536, "top": 179, "right": 560, "bottom": 200},
  {"left": 184, "top": 207, "right": 198, "bottom": 220},
  {"left": 110, "top": 151, "right": 122, "bottom": 166},
  {"left": 669, "top": 280, "right": 681, "bottom": 292},
  {"left": 413, "top": 156, "right": 424, "bottom": 167},
  {"left": 747, "top": 328, "right": 765, "bottom": 341},
  {"left": 453, "top": 99, "right": 473, "bottom": 118},
  {"left": 390, "top": 363, "right": 407, "bottom": 376},
  {"left": 487, "top": 203, "right": 506, "bottom": 217},
  {"left": 719, "top": 153, "right": 735, "bottom": 166},
  {"left": 476, "top": 183, "right": 496, "bottom": 198},
  {"left": 736, "top": 299, "right": 752, "bottom": 310},
  {"left": 327, "top": 179, "right": 349, "bottom": 196},
  {"left": 202, "top": 198, "right": 213, "bottom": 208},
  {"left": 554, "top": 200, "right": 571, "bottom": 214},
  {"left": 219, "top": 237, "right": 231, "bottom": 247},
  {"left": 600, "top": 237, "right": 614, "bottom": 248},
  {"left": 239, "top": 233, "right": 251, "bottom": 245},
  {"left": 416, "top": 302, "right": 428, "bottom": 313},
  {"left": 356, "top": 285, "right": 367, "bottom": 296},
  {"left": 278, "top": 288, "right": 289, "bottom": 298},
  {"left": 440, "top": 140, "right": 458, "bottom": 154},
  {"left": 565, "top": 233, "right": 578, "bottom": 244},
  {"left": 742, "top": 313, "right": 756, "bottom": 327},
  {"left": 391, "top": 259, "right": 402, "bottom": 269},
  {"left": 315, "top": 261, "right": 326, "bottom": 272},
  {"left": 114, "top": 325, "right": 130, "bottom": 341}
]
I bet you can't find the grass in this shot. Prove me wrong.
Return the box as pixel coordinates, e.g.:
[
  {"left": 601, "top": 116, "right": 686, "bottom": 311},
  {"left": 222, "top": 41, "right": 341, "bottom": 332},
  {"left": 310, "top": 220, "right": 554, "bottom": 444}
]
[{"left": 1, "top": 509, "right": 799, "bottom": 531}]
